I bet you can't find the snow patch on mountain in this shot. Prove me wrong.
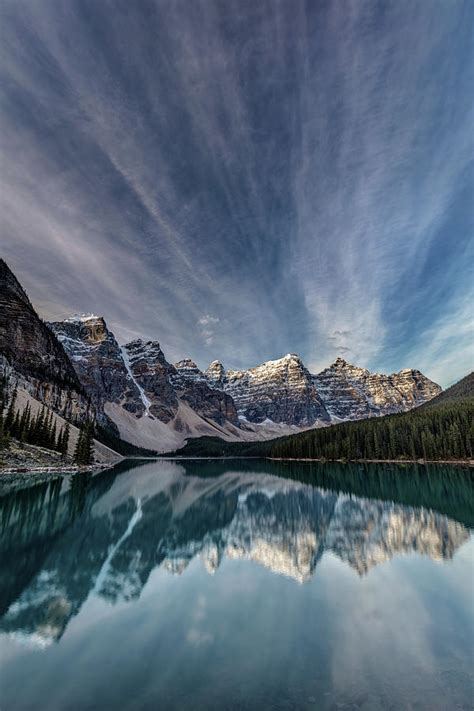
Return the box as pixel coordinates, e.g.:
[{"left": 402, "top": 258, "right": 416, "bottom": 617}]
[
  {"left": 120, "top": 345, "right": 152, "bottom": 417},
  {"left": 63, "top": 313, "right": 101, "bottom": 324}
]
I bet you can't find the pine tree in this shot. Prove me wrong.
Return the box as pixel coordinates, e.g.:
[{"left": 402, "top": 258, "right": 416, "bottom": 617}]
[
  {"left": 81, "top": 423, "right": 93, "bottom": 465},
  {"left": 50, "top": 420, "right": 57, "bottom": 451},
  {"left": 56, "top": 426, "right": 63, "bottom": 454},
  {"left": 74, "top": 422, "right": 93, "bottom": 465},
  {"left": 262, "top": 399, "right": 473, "bottom": 462},
  {"left": 45, "top": 409, "right": 54, "bottom": 449},
  {"left": 4, "top": 388, "right": 17, "bottom": 433},
  {"left": 73, "top": 427, "right": 84, "bottom": 464},
  {"left": 10, "top": 410, "right": 21, "bottom": 439},
  {"left": 31, "top": 406, "right": 45, "bottom": 446},
  {"left": 0, "top": 376, "right": 7, "bottom": 419},
  {"left": 0, "top": 383, "right": 8, "bottom": 450},
  {"left": 19, "top": 404, "right": 31, "bottom": 442},
  {"left": 61, "top": 423, "right": 70, "bottom": 457}
]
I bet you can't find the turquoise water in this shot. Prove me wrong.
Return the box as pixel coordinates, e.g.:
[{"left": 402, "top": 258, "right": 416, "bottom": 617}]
[{"left": 1, "top": 460, "right": 473, "bottom": 710}]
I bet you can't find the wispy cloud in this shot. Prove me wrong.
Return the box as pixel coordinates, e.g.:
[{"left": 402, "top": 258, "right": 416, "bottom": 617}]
[
  {"left": 1, "top": 0, "right": 472, "bottom": 385},
  {"left": 197, "top": 315, "right": 220, "bottom": 346}
]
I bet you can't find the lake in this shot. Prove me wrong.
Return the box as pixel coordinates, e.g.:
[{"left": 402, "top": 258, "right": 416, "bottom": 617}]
[{"left": 0, "top": 459, "right": 473, "bottom": 710}]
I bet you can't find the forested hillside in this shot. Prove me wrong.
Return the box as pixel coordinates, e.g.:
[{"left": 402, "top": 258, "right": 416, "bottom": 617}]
[
  {"left": 422, "top": 372, "right": 473, "bottom": 407},
  {"left": 270, "top": 399, "right": 472, "bottom": 461}
]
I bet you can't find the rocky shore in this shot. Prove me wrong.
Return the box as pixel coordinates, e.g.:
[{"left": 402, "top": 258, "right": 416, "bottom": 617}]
[{"left": 0, "top": 439, "right": 120, "bottom": 495}]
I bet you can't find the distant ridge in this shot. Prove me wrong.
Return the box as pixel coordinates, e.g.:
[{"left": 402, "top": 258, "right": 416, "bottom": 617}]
[{"left": 422, "top": 372, "right": 474, "bottom": 407}]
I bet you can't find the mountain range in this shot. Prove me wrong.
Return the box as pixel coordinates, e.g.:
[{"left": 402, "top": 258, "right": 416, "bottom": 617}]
[{"left": 1, "top": 260, "right": 442, "bottom": 454}]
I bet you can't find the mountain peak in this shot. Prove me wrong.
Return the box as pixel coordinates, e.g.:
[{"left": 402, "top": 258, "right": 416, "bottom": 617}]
[
  {"left": 63, "top": 313, "right": 103, "bottom": 324},
  {"left": 259, "top": 353, "right": 304, "bottom": 369},
  {"left": 51, "top": 313, "right": 110, "bottom": 345},
  {"left": 0, "top": 260, "right": 86, "bottom": 412},
  {"left": 0, "top": 258, "right": 31, "bottom": 306},
  {"left": 332, "top": 356, "right": 350, "bottom": 368},
  {"left": 284, "top": 352, "right": 303, "bottom": 362},
  {"left": 205, "top": 360, "right": 226, "bottom": 389},
  {"left": 175, "top": 358, "right": 199, "bottom": 370},
  {"left": 208, "top": 359, "right": 224, "bottom": 368}
]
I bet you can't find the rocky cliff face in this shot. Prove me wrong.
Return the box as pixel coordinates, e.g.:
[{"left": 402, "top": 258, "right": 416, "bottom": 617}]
[
  {"left": 47, "top": 318, "right": 240, "bottom": 448},
  {"left": 0, "top": 260, "right": 93, "bottom": 422},
  {"left": 120, "top": 343, "right": 239, "bottom": 427},
  {"left": 204, "top": 354, "right": 441, "bottom": 425},
  {"left": 170, "top": 358, "right": 239, "bottom": 426},
  {"left": 123, "top": 339, "right": 177, "bottom": 422},
  {"left": 313, "top": 357, "right": 442, "bottom": 421},
  {"left": 205, "top": 354, "right": 331, "bottom": 426},
  {"left": 49, "top": 316, "right": 144, "bottom": 419}
]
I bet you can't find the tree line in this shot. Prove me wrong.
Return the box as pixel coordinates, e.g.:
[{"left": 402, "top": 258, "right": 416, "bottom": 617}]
[
  {"left": 0, "top": 379, "right": 94, "bottom": 465},
  {"left": 175, "top": 398, "right": 473, "bottom": 462},
  {"left": 270, "top": 399, "right": 473, "bottom": 461}
]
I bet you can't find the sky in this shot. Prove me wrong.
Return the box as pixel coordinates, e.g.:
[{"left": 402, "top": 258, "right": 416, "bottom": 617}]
[{"left": 1, "top": 0, "right": 473, "bottom": 387}]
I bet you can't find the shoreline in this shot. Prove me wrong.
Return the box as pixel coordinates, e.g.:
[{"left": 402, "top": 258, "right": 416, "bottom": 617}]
[
  {"left": 1, "top": 455, "right": 471, "bottom": 497},
  {"left": 159, "top": 455, "right": 473, "bottom": 466},
  {"left": 0, "top": 461, "right": 119, "bottom": 496},
  {"left": 267, "top": 457, "right": 474, "bottom": 466},
  {"left": 0, "top": 461, "right": 118, "bottom": 475},
  {"left": 3, "top": 456, "right": 472, "bottom": 471}
]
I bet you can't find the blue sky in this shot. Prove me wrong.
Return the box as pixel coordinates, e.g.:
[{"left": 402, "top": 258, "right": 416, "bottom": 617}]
[{"left": 1, "top": 0, "right": 473, "bottom": 386}]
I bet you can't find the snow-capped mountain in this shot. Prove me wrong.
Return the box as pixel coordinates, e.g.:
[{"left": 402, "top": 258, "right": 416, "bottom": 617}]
[
  {"left": 48, "top": 320, "right": 245, "bottom": 452},
  {"left": 205, "top": 353, "right": 331, "bottom": 426},
  {"left": 48, "top": 313, "right": 442, "bottom": 451},
  {"left": 48, "top": 314, "right": 144, "bottom": 418},
  {"left": 0, "top": 261, "right": 441, "bottom": 453},
  {"left": 312, "top": 357, "right": 442, "bottom": 421},
  {"left": 203, "top": 354, "right": 441, "bottom": 426}
]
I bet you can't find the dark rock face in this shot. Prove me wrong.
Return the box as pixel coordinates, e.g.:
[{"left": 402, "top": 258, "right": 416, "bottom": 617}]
[
  {"left": 205, "top": 354, "right": 330, "bottom": 426},
  {"left": 171, "top": 359, "right": 239, "bottom": 426},
  {"left": 205, "top": 360, "right": 226, "bottom": 390},
  {"left": 313, "top": 357, "right": 442, "bottom": 421},
  {"left": 119, "top": 344, "right": 239, "bottom": 427},
  {"left": 46, "top": 322, "right": 239, "bottom": 430},
  {"left": 48, "top": 316, "right": 143, "bottom": 418},
  {"left": 0, "top": 260, "right": 92, "bottom": 422},
  {"left": 123, "top": 340, "right": 177, "bottom": 422}
]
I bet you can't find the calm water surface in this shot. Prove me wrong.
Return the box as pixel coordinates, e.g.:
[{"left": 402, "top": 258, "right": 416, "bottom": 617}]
[{"left": 0, "top": 460, "right": 473, "bottom": 710}]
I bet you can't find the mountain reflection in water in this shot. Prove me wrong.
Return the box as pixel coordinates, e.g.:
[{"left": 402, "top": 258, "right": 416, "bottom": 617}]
[{"left": 1, "top": 460, "right": 471, "bottom": 649}]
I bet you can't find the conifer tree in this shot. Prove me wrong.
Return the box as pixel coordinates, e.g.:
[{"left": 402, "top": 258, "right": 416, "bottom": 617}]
[
  {"left": 44, "top": 409, "right": 54, "bottom": 449},
  {"left": 4, "top": 388, "right": 17, "bottom": 433},
  {"left": 61, "top": 423, "right": 70, "bottom": 457},
  {"left": 0, "top": 386, "right": 8, "bottom": 450},
  {"left": 19, "top": 404, "right": 31, "bottom": 442},
  {"left": 50, "top": 420, "right": 57, "bottom": 451},
  {"left": 31, "top": 406, "right": 45, "bottom": 446},
  {"left": 74, "top": 422, "right": 94, "bottom": 465},
  {"left": 56, "top": 427, "right": 63, "bottom": 454},
  {"left": 10, "top": 410, "right": 21, "bottom": 439},
  {"left": 73, "top": 427, "right": 84, "bottom": 464},
  {"left": 81, "top": 423, "right": 93, "bottom": 465}
]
